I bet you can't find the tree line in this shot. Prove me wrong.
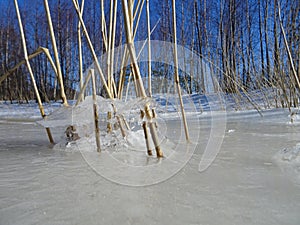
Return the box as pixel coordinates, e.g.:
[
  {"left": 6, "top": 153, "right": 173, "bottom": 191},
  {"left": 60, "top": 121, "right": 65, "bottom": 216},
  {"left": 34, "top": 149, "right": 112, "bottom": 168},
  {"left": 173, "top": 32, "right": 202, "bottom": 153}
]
[{"left": 0, "top": 0, "right": 299, "bottom": 108}]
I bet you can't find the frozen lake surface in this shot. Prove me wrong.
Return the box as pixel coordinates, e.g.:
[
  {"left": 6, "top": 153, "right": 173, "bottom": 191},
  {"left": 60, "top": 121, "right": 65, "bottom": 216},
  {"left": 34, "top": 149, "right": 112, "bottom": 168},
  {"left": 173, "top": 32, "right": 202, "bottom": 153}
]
[{"left": 0, "top": 101, "right": 300, "bottom": 224}]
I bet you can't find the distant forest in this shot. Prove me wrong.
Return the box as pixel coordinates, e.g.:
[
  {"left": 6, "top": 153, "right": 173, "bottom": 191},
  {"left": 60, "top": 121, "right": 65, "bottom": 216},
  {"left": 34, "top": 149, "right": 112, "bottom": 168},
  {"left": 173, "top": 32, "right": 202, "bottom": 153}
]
[{"left": 0, "top": 0, "right": 299, "bottom": 105}]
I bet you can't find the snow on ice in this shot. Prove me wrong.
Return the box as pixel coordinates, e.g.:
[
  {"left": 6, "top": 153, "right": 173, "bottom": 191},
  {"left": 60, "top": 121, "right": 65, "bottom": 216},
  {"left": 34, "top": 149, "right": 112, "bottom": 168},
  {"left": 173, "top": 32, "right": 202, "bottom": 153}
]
[{"left": 1, "top": 92, "right": 300, "bottom": 225}]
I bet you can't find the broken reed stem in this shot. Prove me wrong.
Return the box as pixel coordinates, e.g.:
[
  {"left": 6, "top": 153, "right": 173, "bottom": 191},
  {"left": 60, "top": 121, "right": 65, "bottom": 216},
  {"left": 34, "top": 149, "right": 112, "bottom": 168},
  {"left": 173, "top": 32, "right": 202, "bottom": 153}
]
[
  {"left": 44, "top": 0, "right": 68, "bottom": 106},
  {"left": 145, "top": 104, "right": 163, "bottom": 157},
  {"left": 111, "top": 103, "right": 127, "bottom": 138},
  {"left": 116, "top": 115, "right": 127, "bottom": 138},
  {"left": 172, "top": 0, "right": 190, "bottom": 141},
  {"left": 91, "top": 69, "right": 101, "bottom": 152},
  {"left": 72, "top": 0, "right": 113, "bottom": 99},
  {"left": 0, "top": 47, "right": 56, "bottom": 85},
  {"left": 106, "top": 111, "right": 112, "bottom": 133},
  {"left": 45, "top": 128, "right": 54, "bottom": 144},
  {"left": 152, "top": 108, "right": 158, "bottom": 128},
  {"left": 142, "top": 121, "right": 152, "bottom": 156},
  {"left": 141, "top": 110, "right": 152, "bottom": 156},
  {"left": 40, "top": 47, "right": 58, "bottom": 77},
  {"left": 14, "top": 0, "right": 54, "bottom": 144},
  {"left": 121, "top": 115, "right": 130, "bottom": 130}
]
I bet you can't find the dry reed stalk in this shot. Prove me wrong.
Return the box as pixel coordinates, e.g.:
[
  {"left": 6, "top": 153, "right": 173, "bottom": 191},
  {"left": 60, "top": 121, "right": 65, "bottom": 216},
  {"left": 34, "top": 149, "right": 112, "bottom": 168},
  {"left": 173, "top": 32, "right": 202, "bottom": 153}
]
[
  {"left": 107, "top": 0, "right": 114, "bottom": 92},
  {"left": 132, "top": 66, "right": 141, "bottom": 96},
  {"left": 277, "top": 2, "right": 300, "bottom": 91},
  {"left": 142, "top": 121, "right": 152, "bottom": 156},
  {"left": 118, "top": 2, "right": 160, "bottom": 99},
  {"left": 136, "top": 20, "right": 160, "bottom": 61},
  {"left": 128, "top": 0, "right": 134, "bottom": 31},
  {"left": 116, "top": 115, "right": 127, "bottom": 138},
  {"left": 101, "top": 0, "right": 108, "bottom": 51},
  {"left": 111, "top": 0, "right": 118, "bottom": 94},
  {"left": 213, "top": 60, "right": 263, "bottom": 115},
  {"left": 107, "top": 0, "right": 118, "bottom": 96},
  {"left": 172, "top": 0, "right": 190, "bottom": 141},
  {"left": 141, "top": 110, "right": 153, "bottom": 155},
  {"left": 111, "top": 104, "right": 127, "bottom": 138},
  {"left": 118, "top": 0, "right": 135, "bottom": 97},
  {"left": 117, "top": 47, "right": 129, "bottom": 99},
  {"left": 112, "top": 78, "right": 118, "bottom": 98},
  {"left": 122, "top": 0, "right": 164, "bottom": 156},
  {"left": 77, "top": 0, "right": 85, "bottom": 102},
  {"left": 121, "top": 114, "right": 130, "bottom": 130},
  {"left": 0, "top": 47, "right": 56, "bottom": 84},
  {"left": 118, "top": 54, "right": 140, "bottom": 99},
  {"left": 133, "top": 0, "right": 145, "bottom": 38},
  {"left": 44, "top": 0, "right": 68, "bottom": 106},
  {"left": 124, "top": 71, "right": 133, "bottom": 100},
  {"left": 106, "top": 111, "right": 113, "bottom": 133},
  {"left": 146, "top": 0, "right": 152, "bottom": 97},
  {"left": 133, "top": 0, "right": 141, "bottom": 19},
  {"left": 230, "top": 75, "right": 263, "bottom": 115},
  {"left": 151, "top": 108, "right": 158, "bottom": 128},
  {"left": 91, "top": 69, "right": 101, "bottom": 152},
  {"left": 14, "top": 0, "right": 54, "bottom": 144},
  {"left": 72, "top": 0, "right": 113, "bottom": 99},
  {"left": 145, "top": 104, "right": 163, "bottom": 157},
  {"left": 39, "top": 47, "right": 58, "bottom": 76},
  {"left": 122, "top": 0, "right": 147, "bottom": 98},
  {"left": 75, "top": 69, "right": 92, "bottom": 106}
]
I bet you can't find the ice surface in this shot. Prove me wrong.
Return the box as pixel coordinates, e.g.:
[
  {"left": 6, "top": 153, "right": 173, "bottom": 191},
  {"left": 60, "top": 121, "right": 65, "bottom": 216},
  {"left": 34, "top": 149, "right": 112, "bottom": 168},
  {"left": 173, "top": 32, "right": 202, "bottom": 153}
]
[
  {"left": 276, "top": 144, "right": 300, "bottom": 162},
  {"left": 1, "top": 94, "right": 300, "bottom": 225},
  {"left": 0, "top": 100, "right": 61, "bottom": 120},
  {"left": 273, "top": 143, "right": 300, "bottom": 184}
]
